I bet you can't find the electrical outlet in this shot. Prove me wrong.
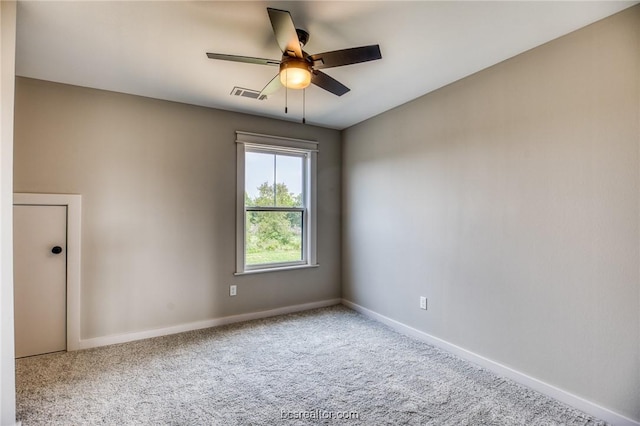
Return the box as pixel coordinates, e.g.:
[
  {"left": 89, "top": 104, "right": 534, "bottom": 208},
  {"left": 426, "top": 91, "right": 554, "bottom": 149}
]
[
  {"left": 420, "top": 296, "right": 427, "bottom": 310},
  {"left": 230, "top": 285, "right": 237, "bottom": 296}
]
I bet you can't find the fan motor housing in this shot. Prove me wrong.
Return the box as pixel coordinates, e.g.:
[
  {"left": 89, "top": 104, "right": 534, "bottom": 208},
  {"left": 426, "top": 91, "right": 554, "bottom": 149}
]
[
  {"left": 280, "top": 56, "right": 311, "bottom": 73},
  {"left": 296, "top": 29, "right": 310, "bottom": 47}
]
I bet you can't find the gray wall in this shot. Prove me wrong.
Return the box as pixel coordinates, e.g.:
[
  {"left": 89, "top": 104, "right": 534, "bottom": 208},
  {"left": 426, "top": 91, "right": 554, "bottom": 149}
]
[
  {"left": 342, "top": 6, "right": 639, "bottom": 421},
  {"left": 14, "top": 77, "right": 341, "bottom": 340}
]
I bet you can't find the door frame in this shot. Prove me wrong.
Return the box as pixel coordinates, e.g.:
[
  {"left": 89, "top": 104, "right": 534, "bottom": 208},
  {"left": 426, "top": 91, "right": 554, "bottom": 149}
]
[{"left": 13, "top": 193, "right": 82, "bottom": 351}]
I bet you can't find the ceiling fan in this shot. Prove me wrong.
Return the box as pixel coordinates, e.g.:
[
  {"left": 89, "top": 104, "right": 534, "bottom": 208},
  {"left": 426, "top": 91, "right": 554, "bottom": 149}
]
[{"left": 206, "top": 7, "right": 382, "bottom": 98}]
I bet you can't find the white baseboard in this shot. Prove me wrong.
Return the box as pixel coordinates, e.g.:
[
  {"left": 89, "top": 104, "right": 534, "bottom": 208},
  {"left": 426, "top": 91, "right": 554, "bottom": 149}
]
[
  {"left": 341, "top": 299, "right": 639, "bottom": 426},
  {"left": 77, "top": 298, "right": 341, "bottom": 350}
]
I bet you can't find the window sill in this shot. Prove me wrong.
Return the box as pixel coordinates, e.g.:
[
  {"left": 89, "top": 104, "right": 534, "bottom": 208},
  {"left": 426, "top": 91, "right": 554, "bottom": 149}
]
[{"left": 234, "top": 263, "right": 319, "bottom": 276}]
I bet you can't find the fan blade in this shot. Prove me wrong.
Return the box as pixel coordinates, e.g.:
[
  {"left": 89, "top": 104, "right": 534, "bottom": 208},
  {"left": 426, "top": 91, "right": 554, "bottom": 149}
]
[
  {"left": 308, "top": 45, "right": 382, "bottom": 70},
  {"left": 206, "top": 53, "right": 280, "bottom": 66},
  {"left": 259, "top": 74, "right": 283, "bottom": 97},
  {"left": 267, "top": 8, "right": 303, "bottom": 58},
  {"left": 311, "top": 70, "right": 350, "bottom": 96}
]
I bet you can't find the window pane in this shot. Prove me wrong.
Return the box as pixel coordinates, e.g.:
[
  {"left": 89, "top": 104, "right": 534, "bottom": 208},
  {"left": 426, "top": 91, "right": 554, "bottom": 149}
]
[
  {"left": 245, "top": 151, "right": 275, "bottom": 207},
  {"left": 245, "top": 151, "right": 304, "bottom": 208},
  {"left": 245, "top": 211, "right": 303, "bottom": 266},
  {"left": 275, "top": 155, "right": 303, "bottom": 207}
]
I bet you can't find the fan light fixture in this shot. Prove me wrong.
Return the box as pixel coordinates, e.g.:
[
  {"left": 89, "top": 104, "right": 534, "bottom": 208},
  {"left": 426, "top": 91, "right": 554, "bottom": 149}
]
[{"left": 280, "top": 59, "right": 311, "bottom": 89}]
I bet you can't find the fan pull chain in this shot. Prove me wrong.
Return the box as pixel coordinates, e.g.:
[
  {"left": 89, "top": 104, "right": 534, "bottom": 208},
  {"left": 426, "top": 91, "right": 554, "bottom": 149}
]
[
  {"left": 284, "top": 69, "right": 288, "bottom": 114},
  {"left": 302, "top": 88, "right": 306, "bottom": 124}
]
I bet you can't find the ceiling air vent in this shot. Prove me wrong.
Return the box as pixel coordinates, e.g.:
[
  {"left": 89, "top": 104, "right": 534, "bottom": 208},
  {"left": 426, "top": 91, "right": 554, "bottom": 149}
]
[{"left": 231, "top": 87, "right": 267, "bottom": 101}]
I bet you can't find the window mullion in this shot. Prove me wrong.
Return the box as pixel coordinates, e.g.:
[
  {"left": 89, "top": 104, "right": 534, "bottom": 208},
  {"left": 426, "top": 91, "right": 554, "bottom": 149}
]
[{"left": 246, "top": 206, "right": 304, "bottom": 212}]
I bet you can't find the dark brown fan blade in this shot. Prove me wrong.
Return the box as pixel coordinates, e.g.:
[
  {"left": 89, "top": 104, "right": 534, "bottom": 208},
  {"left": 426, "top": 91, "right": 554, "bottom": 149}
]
[
  {"left": 308, "top": 45, "right": 382, "bottom": 70},
  {"left": 206, "top": 53, "right": 280, "bottom": 66},
  {"left": 267, "top": 8, "right": 303, "bottom": 58},
  {"left": 259, "top": 74, "right": 283, "bottom": 97},
  {"left": 311, "top": 70, "right": 350, "bottom": 96}
]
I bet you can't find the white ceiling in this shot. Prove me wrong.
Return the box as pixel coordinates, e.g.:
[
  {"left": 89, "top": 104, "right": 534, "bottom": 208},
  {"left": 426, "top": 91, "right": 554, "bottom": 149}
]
[{"left": 16, "top": 1, "right": 638, "bottom": 130}]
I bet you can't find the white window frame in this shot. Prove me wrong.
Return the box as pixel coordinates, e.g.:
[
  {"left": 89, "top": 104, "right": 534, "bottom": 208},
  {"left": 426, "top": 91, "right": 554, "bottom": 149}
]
[{"left": 235, "top": 131, "right": 318, "bottom": 274}]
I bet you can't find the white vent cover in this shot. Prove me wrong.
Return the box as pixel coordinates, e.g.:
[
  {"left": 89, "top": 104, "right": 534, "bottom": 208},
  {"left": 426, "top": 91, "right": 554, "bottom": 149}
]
[{"left": 231, "top": 87, "right": 267, "bottom": 100}]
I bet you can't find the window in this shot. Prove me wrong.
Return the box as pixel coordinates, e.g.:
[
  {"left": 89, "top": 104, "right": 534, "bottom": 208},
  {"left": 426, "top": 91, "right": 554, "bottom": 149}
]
[{"left": 235, "top": 132, "right": 318, "bottom": 274}]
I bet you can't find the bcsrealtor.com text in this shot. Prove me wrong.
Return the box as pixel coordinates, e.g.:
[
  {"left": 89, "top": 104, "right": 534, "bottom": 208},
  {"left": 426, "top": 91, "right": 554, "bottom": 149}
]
[{"left": 281, "top": 409, "right": 360, "bottom": 420}]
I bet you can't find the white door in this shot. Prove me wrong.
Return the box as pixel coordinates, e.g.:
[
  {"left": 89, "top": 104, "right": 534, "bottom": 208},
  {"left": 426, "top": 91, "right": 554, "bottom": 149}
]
[{"left": 13, "top": 205, "right": 67, "bottom": 358}]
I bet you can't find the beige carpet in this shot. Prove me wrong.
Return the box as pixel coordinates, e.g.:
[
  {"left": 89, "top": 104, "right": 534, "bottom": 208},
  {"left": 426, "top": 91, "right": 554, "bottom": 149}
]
[{"left": 16, "top": 305, "right": 607, "bottom": 425}]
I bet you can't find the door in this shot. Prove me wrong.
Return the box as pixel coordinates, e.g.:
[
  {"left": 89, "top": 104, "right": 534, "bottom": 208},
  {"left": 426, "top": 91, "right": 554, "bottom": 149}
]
[{"left": 13, "top": 205, "right": 67, "bottom": 358}]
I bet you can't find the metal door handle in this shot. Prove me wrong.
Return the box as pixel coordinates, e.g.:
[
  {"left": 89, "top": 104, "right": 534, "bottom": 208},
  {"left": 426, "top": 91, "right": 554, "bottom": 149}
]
[{"left": 51, "top": 246, "right": 63, "bottom": 254}]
